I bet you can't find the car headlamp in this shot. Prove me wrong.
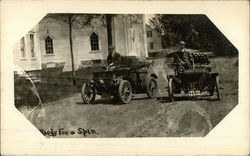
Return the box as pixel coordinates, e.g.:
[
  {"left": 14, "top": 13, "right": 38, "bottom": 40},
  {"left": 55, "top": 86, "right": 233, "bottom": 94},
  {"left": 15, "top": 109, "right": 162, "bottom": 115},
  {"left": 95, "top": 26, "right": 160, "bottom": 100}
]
[
  {"left": 204, "top": 66, "right": 211, "bottom": 73},
  {"left": 100, "top": 79, "right": 104, "bottom": 84}
]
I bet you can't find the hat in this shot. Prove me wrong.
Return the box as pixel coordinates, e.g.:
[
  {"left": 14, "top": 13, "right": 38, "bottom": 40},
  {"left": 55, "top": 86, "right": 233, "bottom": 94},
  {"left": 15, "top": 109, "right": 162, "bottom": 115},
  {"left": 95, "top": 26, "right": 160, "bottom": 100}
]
[
  {"left": 108, "top": 45, "right": 115, "bottom": 50},
  {"left": 179, "top": 41, "right": 186, "bottom": 45}
]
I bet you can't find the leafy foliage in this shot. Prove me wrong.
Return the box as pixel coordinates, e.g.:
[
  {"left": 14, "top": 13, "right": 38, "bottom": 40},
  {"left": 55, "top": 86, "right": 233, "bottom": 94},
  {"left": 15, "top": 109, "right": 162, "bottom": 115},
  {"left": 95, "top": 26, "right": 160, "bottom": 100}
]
[
  {"left": 149, "top": 14, "right": 238, "bottom": 55},
  {"left": 41, "top": 13, "right": 104, "bottom": 29}
]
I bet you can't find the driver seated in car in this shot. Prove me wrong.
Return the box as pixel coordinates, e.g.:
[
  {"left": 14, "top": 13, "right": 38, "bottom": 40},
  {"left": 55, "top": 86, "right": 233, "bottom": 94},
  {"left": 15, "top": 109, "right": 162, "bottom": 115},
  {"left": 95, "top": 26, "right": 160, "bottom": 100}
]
[
  {"left": 173, "top": 41, "right": 193, "bottom": 70},
  {"left": 173, "top": 41, "right": 210, "bottom": 92},
  {"left": 107, "top": 45, "right": 121, "bottom": 71}
]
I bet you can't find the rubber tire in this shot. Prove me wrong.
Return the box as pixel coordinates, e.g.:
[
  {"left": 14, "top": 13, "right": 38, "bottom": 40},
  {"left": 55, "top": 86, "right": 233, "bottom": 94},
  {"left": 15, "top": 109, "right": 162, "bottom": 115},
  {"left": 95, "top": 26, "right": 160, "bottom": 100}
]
[
  {"left": 146, "top": 77, "right": 158, "bottom": 98},
  {"left": 168, "top": 78, "right": 174, "bottom": 102},
  {"left": 118, "top": 80, "right": 132, "bottom": 104},
  {"left": 81, "top": 83, "right": 96, "bottom": 104},
  {"left": 215, "top": 76, "right": 221, "bottom": 100}
]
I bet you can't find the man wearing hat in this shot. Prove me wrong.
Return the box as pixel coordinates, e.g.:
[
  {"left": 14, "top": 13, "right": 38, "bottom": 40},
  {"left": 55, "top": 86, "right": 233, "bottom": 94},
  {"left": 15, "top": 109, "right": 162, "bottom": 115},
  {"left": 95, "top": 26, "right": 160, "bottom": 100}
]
[
  {"left": 173, "top": 41, "right": 192, "bottom": 69},
  {"left": 107, "top": 45, "right": 121, "bottom": 67}
]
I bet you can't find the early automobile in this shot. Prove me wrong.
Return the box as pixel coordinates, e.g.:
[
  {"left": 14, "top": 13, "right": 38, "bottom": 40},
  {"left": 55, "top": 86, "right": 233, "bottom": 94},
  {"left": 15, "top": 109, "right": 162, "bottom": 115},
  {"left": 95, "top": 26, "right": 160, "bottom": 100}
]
[
  {"left": 81, "top": 56, "right": 158, "bottom": 104},
  {"left": 167, "top": 52, "right": 221, "bottom": 101}
]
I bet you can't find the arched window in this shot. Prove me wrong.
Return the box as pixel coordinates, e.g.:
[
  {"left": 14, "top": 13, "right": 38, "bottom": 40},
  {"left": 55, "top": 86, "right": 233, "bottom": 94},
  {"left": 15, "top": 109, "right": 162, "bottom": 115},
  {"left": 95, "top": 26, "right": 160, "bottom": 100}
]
[
  {"left": 147, "top": 30, "right": 152, "bottom": 38},
  {"left": 30, "top": 34, "right": 35, "bottom": 57},
  {"left": 45, "top": 36, "right": 54, "bottom": 54},
  {"left": 20, "top": 37, "right": 25, "bottom": 58},
  {"left": 90, "top": 32, "right": 99, "bottom": 51},
  {"left": 150, "top": 42, "right": 154, "bottom": 49}
]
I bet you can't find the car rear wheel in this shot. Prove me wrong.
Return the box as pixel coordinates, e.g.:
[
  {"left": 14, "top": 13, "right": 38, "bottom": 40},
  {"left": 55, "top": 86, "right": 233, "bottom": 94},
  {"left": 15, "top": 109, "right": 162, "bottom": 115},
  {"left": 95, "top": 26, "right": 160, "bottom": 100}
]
[
  {"left": 146, "top": 77, "right": 158, "bottom": 98},
  {"left": 168, "top": 78, "right": 174, "bottom": 102},
  {"left": 118, "top": 80, "right": 132, "bottom": 104},
  {"left": 81, "top": 82, "right": 96, "bottom": 104},
  {"left": 215, "top": 76, "right": 221, "bottom": 100}
]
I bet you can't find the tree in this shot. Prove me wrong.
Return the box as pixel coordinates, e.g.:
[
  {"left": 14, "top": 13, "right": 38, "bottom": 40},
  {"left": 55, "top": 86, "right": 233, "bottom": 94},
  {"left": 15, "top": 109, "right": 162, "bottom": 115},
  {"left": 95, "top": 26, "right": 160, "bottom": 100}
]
[
  {"left": 148, "top": 14, "right": 238, "bottom": 55},
  {"left": 42, "top": 14, "right": 98, "bottom": 86}
]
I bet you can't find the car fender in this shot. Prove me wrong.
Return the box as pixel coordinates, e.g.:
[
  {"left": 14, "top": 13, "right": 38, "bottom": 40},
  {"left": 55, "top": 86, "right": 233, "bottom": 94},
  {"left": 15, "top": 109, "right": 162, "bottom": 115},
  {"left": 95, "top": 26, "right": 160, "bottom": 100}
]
[
  {"left": 141, "top": 73, "right": 158, "bottom": 90},
  {"left": 150, "top": 73, "right": 158, "bottom": 79}
]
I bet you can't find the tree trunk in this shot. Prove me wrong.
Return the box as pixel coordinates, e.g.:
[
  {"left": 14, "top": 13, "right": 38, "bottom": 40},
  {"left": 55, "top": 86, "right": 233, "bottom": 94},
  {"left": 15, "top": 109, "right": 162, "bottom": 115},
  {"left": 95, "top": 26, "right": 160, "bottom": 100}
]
[
  {"left": 168, "top": 33, "right": 171, "bottom": 53},
  {"left": 192, "top": 35, "right": 194, "bottom": 48},
  {"left": 68, "top": 16, "right": 76, "bottom": 86},
  {"left": 106, "top": 14, "right": 113, "bottom": 46}
]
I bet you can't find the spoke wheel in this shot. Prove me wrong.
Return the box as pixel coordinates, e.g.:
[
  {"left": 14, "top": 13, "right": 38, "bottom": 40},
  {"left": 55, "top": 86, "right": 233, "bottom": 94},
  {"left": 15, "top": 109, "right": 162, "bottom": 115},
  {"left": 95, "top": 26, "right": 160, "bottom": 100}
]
[
  {"left": 81, "top": 83, "right": 96, "bottom": 104},
  {"left": 168, "top": 78, "right": 174, "bottom": 102},
  {"left": 146, "top": 77, "right": 158, "bottom": 98},
  {"left": 118, "top": 80, "right": 132, "bottom": 104},
  {"left": 215, "top": 76, "right": 221, "bottom": 100}
]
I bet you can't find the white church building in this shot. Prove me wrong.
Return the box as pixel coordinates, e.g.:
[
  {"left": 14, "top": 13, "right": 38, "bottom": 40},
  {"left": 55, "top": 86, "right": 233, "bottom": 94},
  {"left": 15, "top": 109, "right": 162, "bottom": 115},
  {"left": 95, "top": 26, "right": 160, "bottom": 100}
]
[{"left": 14, "top": 14, "right": 149, "bottom": 71}]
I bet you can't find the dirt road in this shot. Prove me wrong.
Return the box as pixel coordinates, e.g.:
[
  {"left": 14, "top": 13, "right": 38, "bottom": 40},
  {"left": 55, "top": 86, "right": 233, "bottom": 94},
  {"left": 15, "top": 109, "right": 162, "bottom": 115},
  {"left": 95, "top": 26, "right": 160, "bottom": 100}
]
[{"left": 28, "top": 56, "right": 238, "bottom": 137}]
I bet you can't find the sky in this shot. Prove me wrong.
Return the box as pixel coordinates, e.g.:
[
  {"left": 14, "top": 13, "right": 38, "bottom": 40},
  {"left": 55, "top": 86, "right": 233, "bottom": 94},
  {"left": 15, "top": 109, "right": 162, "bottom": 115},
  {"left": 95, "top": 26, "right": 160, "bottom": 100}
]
[{"left": 145, "top": 14, "right": 155, "bottom": 25}]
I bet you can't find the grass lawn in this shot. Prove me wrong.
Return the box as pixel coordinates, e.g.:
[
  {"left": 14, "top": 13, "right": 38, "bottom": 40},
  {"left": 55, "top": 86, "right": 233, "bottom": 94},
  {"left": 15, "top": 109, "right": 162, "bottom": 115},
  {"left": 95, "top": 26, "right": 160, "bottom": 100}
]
[
  {"left": 15, "top": 65, "right": 106, "bottom": 106},
  {"left": 36, "top": 64, "right": 109, "bottom": 103}
]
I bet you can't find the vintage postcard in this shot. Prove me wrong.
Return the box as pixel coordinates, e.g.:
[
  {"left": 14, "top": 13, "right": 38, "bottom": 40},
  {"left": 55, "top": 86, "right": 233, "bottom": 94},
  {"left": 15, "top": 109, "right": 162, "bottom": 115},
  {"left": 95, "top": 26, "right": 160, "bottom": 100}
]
[{"left": 1, "top": 0, "right": 249, "bottom": 155}]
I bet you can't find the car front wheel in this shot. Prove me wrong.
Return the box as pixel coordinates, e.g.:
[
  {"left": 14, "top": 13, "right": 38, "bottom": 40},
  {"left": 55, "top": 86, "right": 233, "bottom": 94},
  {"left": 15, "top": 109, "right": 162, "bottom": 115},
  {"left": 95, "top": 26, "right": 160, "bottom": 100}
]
[
  {"left": 215, "top": 76, "right": 221, "bottom": 100},
  {"left": 168, "top": 78, "right": 174, "bottom": 102},
  {"left": 118, "top": 80, "right": 132, "bottom": 104},
  {"left": 81, "top": 82, "right": 96, "bottom": 104},
  {"left": 146, "top": 77, "right": 158, "bottom": 98}
]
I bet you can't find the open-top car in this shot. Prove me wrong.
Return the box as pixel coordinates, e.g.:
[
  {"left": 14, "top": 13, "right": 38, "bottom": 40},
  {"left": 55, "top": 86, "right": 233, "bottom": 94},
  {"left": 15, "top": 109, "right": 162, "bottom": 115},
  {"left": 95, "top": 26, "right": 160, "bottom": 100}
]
[
  {"left": 81, "top": 56, "right": 158, "bottom": 104},
  {"left": 167, "top": 52, "right": 221, "bottom": 101}
]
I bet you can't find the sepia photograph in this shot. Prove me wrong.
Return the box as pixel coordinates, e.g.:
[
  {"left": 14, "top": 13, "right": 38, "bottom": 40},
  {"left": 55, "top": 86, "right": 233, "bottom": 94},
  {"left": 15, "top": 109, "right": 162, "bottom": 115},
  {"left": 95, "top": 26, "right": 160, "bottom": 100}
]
[
  {"left": 1, "top": 0, "right": 249, "bottom": 155},
  {"left": 14, "top": 13, "right": 238, "bottom": 138}
]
